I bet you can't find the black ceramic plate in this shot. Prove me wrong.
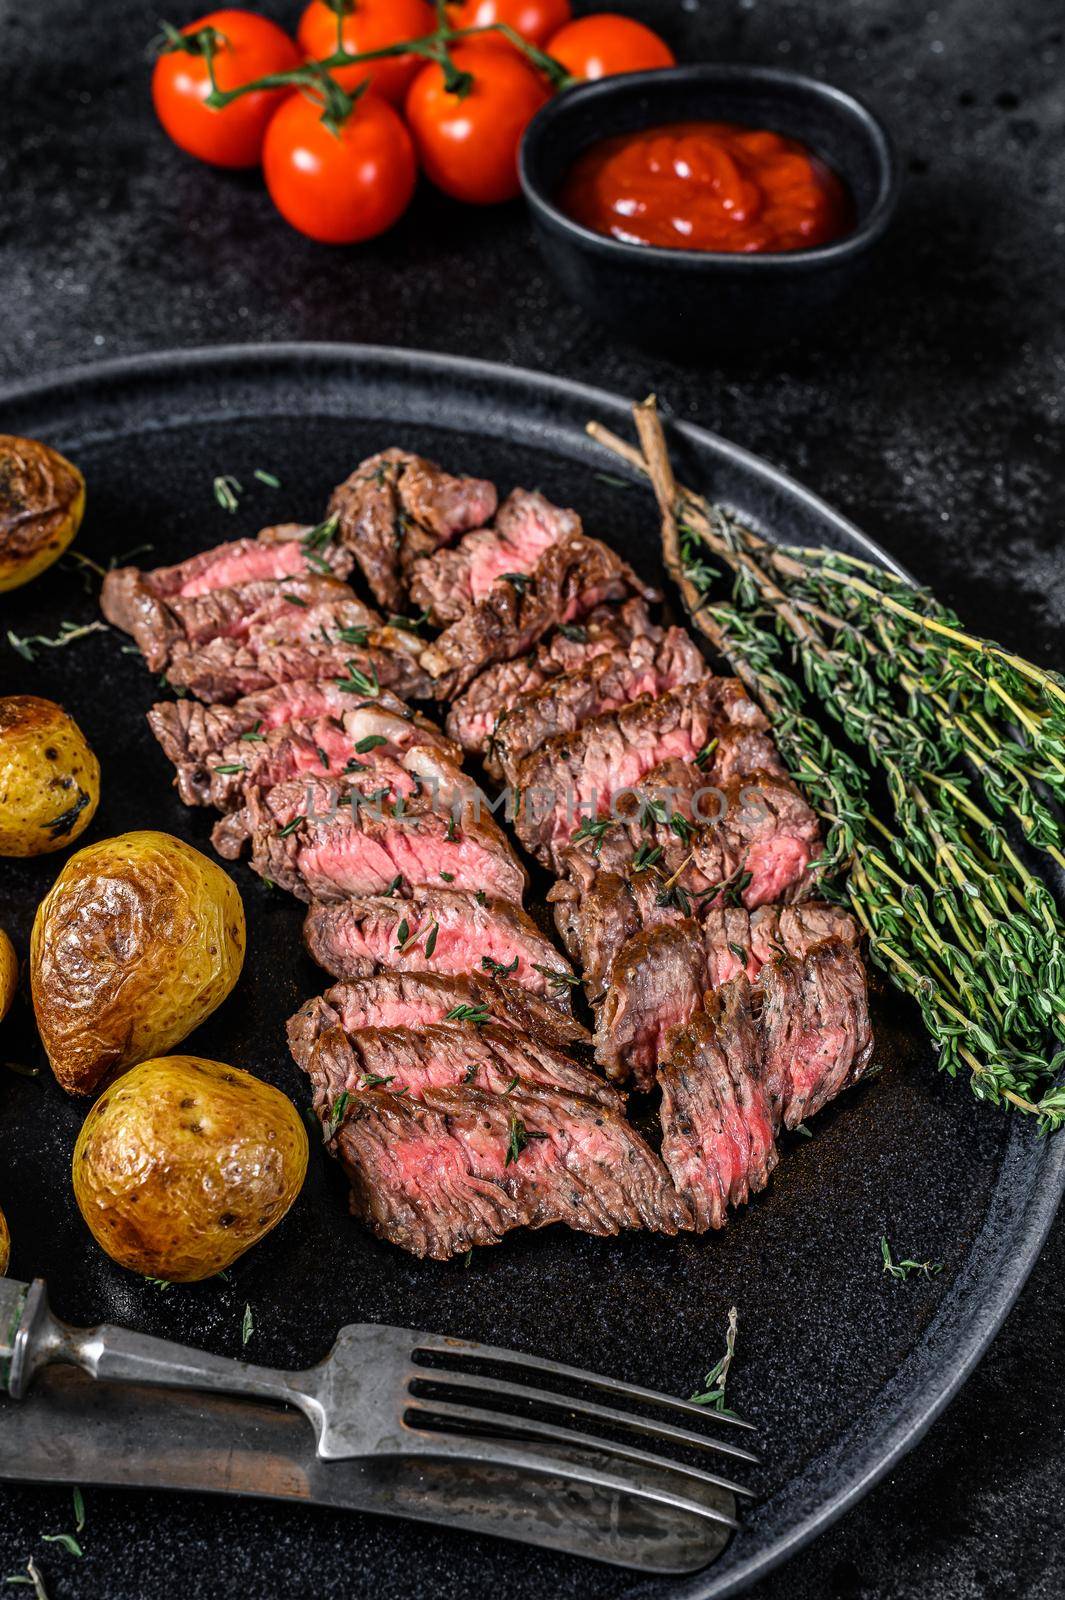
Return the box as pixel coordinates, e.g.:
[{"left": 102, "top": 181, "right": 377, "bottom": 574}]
[{"left": 0, "top": 344, "right": 1061, "bottom": 1599}]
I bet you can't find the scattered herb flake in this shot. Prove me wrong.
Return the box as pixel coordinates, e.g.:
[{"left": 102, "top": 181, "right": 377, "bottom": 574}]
[
  {"left": 213, "top": 763, "right": 245, "bottom": 776},
  {"left": 446, "top": 1005, "right": 491, "bottom": 1025},
  {"left": 355, "top": 734, "right": 388, "bottom": 754},
  {"left": 40, "top": 1535, "right": 81, "bottom": 1559},
  {"left": 240, "top": 721, "right": 266, "bottom": 742},
  {"left": 213, "top": 474, "right": 242, "bottom": 513},
  {"left": 254, "top": 468, "right": 281, "bottom": 488},
  {"left": 690, "top": 1306, "right": 739, "bottom": 1415},
  {"left": 278, "top": 815, "right": 304, "bottom": 837},
  {"left": 424, "top": 921, "right": 439, "bottom": 958},
  {"left": 880, "top": 1235, "right": 943, "bottom": 1281},
  {"left": 482, "top": 955, "right": 519, "bottom": 978},
  {"left": 242, "top": 1304, "right": 254, "bottom": 1347}
]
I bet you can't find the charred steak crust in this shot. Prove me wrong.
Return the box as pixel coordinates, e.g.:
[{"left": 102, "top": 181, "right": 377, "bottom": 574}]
[
  {"left": 419, "top": 533, "right": 658, "bottom": 696},
  {"left": 328, "top": 448, "right": 497, "bottom": 610}
]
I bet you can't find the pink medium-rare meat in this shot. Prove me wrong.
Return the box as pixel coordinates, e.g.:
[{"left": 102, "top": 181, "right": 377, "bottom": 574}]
[
  {"left": 101, "top": 525, "right": 355, "bottom": 669},
  {"left": 303, "top": 1021, "right": 616, "bottom": 1120},
  {"left": 164, "top": 613, "right": 434, "bottom": 703},
  {"left": 408, "top": 489, "right": 581, "bottom": 625},
  {"left": 595, "top": 921, "right": 708, "bottom": 1088},
  {"left": 759, "top": 938, "right": 874, "bottom": 1128},
  {"left": 165, "top": 700, "right": 462, "bottom": 810},
  {"left": 445, "top": 598, "right": 661, "bottom": 752},
  {"left": 658, "top": 977, "right": 778, "bottom": 1231},
  {"left": 419, "top": 534, "right": 658, "bottom": 696},
  {"left": 487, "top": 628, "right": 709, "bottom": 783},
  {"left": 302, "top": 886, "right": 572, "bottom": 1001},
  {"left": 328, "top": 448, "right": 498, "bottom": 609},
  {"left": 217, "top": 779, "right": 527, "bottom": 904},
  {"left": 328, "top": 1079, "right": 692, "bottom": 1258},
  {"left": 286, "top": 970, "right": 589, "bottom": 1070}
]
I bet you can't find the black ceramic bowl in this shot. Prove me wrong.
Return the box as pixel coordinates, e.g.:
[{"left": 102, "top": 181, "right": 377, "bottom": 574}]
[{"left": 519, "top": 64, "right": 900, "bottom": 358}]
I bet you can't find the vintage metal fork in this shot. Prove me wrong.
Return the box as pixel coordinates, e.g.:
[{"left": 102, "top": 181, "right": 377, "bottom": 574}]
[{"left": 1, "top": 1278, "right": 758, "bottom": 1561}]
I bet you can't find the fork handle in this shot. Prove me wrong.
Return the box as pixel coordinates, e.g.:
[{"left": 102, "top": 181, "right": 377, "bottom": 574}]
[{"left": 8, "top": 1280, "right": 317, "bottom": 1426}]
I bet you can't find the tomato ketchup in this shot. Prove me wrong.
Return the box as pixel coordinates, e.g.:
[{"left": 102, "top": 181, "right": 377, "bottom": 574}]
[{"left": 558, "top": 121, "right": 852, "bottom": 254}]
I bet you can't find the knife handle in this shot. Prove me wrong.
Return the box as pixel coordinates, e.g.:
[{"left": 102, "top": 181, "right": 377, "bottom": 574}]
[{"left": 6, "top": 1281, "right": 325, "bottom": 1442}]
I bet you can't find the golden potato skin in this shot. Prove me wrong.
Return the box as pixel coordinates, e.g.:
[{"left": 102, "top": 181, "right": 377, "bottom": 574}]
[
  {"left": 0, "top": 1205, "right": 9, "bottom": 1276},
  {"left": 31, "top": 831, "right": 247, "bottom": 1095},
  {"left": 0, "top": 435, "right": 85, "bottom": 592},
  {"left": 73, "top": 1055, "right": 308, "bottom": 1282},
  {"left": 0, "top": 696, "right": 100, "bottom": 858},
  {"left": 0, "top": 929, "right": 16, "bottom": 1023}
]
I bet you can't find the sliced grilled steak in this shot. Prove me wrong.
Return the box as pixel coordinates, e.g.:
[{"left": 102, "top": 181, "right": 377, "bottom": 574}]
[
  {"left": 759, "top": 938, "right": 874, "bottom": 1128},
  {"left": 167, "top": 700, "right": 462, "bottom": 810},
  {"left": 302, "top": 886, "right": 571, "bottom": 1001},
  {"left": 548, "top": 869, "right": 683, "bottom": 999},
  {"left": 595, "top": 921, "right": 708, "bottom": 1088},
  {"left": 328, "top": 448, "right": 497, "bottom": 609},
  {"left": 488, "top": 628, "right": 708, "bottom": 783},
  {"left": 148, "top": 681, "right": 438, "bottom": 770},
  {"left": 219, "top": 779, "right": 527, "bottom": 904},
  {"left": 690, "top": 775, "right": 822, "bottom": 909},
  {"left": 658, "top": 977, "right": 778, "bottom": 1231},
  {"left": 166, "top": 614, "right": 432, "bottom": 703},
  {"left": 328, "top": 1078, "right": 691, "bottom": 1258},
  {"left": 101, "top": 527, "right": 354, "bottom": 669},
  {"left": 303, "top": 1020, "right": 614, "bottom": 1118},
  {"left": 409, "top": 489, "right": 580, "bottom": 625},
  {"left": 420, "top": 534, "right": 657, "bottom": 696},
  {"left": 287, "top": 970, "right": 589, "bottom": 1071},
  {"left": 445, "top": 598, "right": 660, "bottom": 752}
]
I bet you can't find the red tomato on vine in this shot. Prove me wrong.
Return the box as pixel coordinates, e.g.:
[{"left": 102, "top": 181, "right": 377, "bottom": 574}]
[
  {"left": 296, "top": 0, "right": 437, "bottom": 104},
  {"left": 152, "top": 8, "right": 301, "bottom": 168},
  {"left": 405, "top": 43, "right": 549, "bottom": 205},
  {"left": 452, "top": 0, "right": 572, "bottom": 49},
  {"left": 546, "top": 13, "right": 675, "bottom": 80},
  {"left": 262, "top": 89, "right": 418, "bottom": 243}
]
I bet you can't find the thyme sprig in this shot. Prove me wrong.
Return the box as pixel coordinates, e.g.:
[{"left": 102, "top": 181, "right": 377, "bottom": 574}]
[{"left": 589, "top": 399, "right": 1065, "bottom": 1131}]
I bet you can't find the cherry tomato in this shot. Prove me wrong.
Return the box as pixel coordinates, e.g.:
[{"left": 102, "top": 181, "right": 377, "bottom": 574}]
[
  {"left": 262, "top": 90, "right": 417, "bottom": 243},
  {"left": 546, "top": 13, "right": 675, "bottom": 80},
  {"left": 453, "top": 0, "right": 572, "bottom": 50},
  {"left": 405, "top": 44, "right": 549, "bottom": 205},
  {"left": 297, "top": 0, "right": 436, "bottom": 103},
  {"left": 152, "top": 8, "right": 301, "bottom": 169}
]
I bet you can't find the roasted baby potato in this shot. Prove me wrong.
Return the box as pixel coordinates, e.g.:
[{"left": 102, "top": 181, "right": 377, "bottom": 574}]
[
  {"left": 0, "top": 435, "right": 85, "bottom": 592},
  {"left": 0, "top": 1205, "right": 8, "bottom": 1276},
  {"left": 73, "top": 1055, "right": 308, "bottom": 1281},
  {"left": 0, "top": 929, "right": 16, "bottom": 1023},
  {"left": 0, "top": 696, "right": 100, "bottom": 857},
  {"left": 32, "top": 831, "right": 246, "bottom": 1095}
]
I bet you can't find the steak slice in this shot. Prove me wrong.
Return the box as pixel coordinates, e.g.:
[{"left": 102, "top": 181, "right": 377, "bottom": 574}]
[
  {"left": 148, "top": 681, "right": 434, "bottom": 769},
  {"left": 409, "top": 489, "right": 581, "bottom": 625},
  {"left": 548, "top": 869, "right": 683, "bottom": 1000},
  {"left": 220, "top": 780, "right": 527, "bottom": 904},
  {"left": 303, "top": 1019, "right": 614, "bottom": 1117},
  {"left": 445, "top": 598, "right": 660, "bottom": 753},
  {"left": 759, "top": 938, "right": 874, "bottom": 1128},
  {"left": 287, "top": 970, "right": 589, "bottom": 1070},
  {"left": 165, "top": 614, "right": 432, "bottom": 703},
  {"left": 302, "top": 886, "right": 571, "bottom": 1001},
  {"left": 658, "top": 977, "right": 778, "bottom": 1231},
  {"left": 101, "top": 526, "right": 354, "bottom": 669},
  {"left": 690, "top": 775, "right": 823, "bottom": 909},
  {"left": 488, "top": 628, "right": 708, "bottom": 783},
  {"left": 327, "top": 1078, "right": 691, "bottom": 1258},
  {"left": 595, "top": 921, "right": 708, "bottom": 1089},
  {"left": 328, "top": 448, "right": 497, "bottom": 610},
  {"left": 169, "top": 700, "right": 462, "bottom": 810},
  {"left": 420, "top": 534, "right": 657, "bottom": 697}
]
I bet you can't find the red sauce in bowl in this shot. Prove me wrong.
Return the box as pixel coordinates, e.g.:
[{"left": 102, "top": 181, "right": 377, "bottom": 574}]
[{"left": 558, "top": 121, "right": 852, "bottom": 254}]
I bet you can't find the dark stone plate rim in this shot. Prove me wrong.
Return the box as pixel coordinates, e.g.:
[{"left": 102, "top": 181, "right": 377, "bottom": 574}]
[{"left": 1, "top": 342, "right": 1060, "bottom": 1598}]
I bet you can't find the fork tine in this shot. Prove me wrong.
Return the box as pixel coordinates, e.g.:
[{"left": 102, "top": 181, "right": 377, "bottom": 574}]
[
  {"left": 404, "top": 1425, "right": 742, "bottom": 1531},
  {"left": 409, "top": 1368, "right": 760, "bottom": 1468},
  {"left": 413, "top": 1334, "right": 757, "bottom": 1433},
  {"left": 406, "top": 1394, "right": 754, "bottom": 1500}
]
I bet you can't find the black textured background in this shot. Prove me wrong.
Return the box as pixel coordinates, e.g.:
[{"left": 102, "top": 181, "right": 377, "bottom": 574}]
[{"left": 1, "top": 0, "right": 1064, "bottom": 1597}]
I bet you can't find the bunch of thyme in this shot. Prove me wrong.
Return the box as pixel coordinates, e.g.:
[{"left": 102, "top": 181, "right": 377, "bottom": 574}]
[{"left": 587, "top": 399, "right": 1065, "bottom": 1131}]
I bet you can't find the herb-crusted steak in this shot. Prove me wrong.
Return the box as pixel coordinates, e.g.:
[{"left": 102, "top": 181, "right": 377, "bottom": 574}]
[
  {"left": 408, "top": 489, "right": 581, "bottom": 625},
  {"left": 328, "top": 1079, "right": 691, "bottom": 1259},
  {"left": 302, "top": 886, "right": 571, "bottom": 1000},
  {"left": 658, "top": 977, "right": 778, "bottom": 1231},
  {"left": 419, "top": 534, "right": 657, "bottom": 696},
  {"left": 328, "top": 448, "right": 497, "bottom": 610},
  {"left": 217, "top": 778, "right": 527, "bottom": 904},
  {"left": 759, "top": 938, "right": 874, "bottom": 1128},
  {"left": 445, "top": 598, "right": 660, "bottom": 753},
  {"left": 287, "top": 971, "right": 588, "bottom": 1071}
]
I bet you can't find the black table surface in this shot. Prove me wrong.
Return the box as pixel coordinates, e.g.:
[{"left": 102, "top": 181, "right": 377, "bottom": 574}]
[{"left": 2, "top": 0, "right": 1064, "bottom": 1595}]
